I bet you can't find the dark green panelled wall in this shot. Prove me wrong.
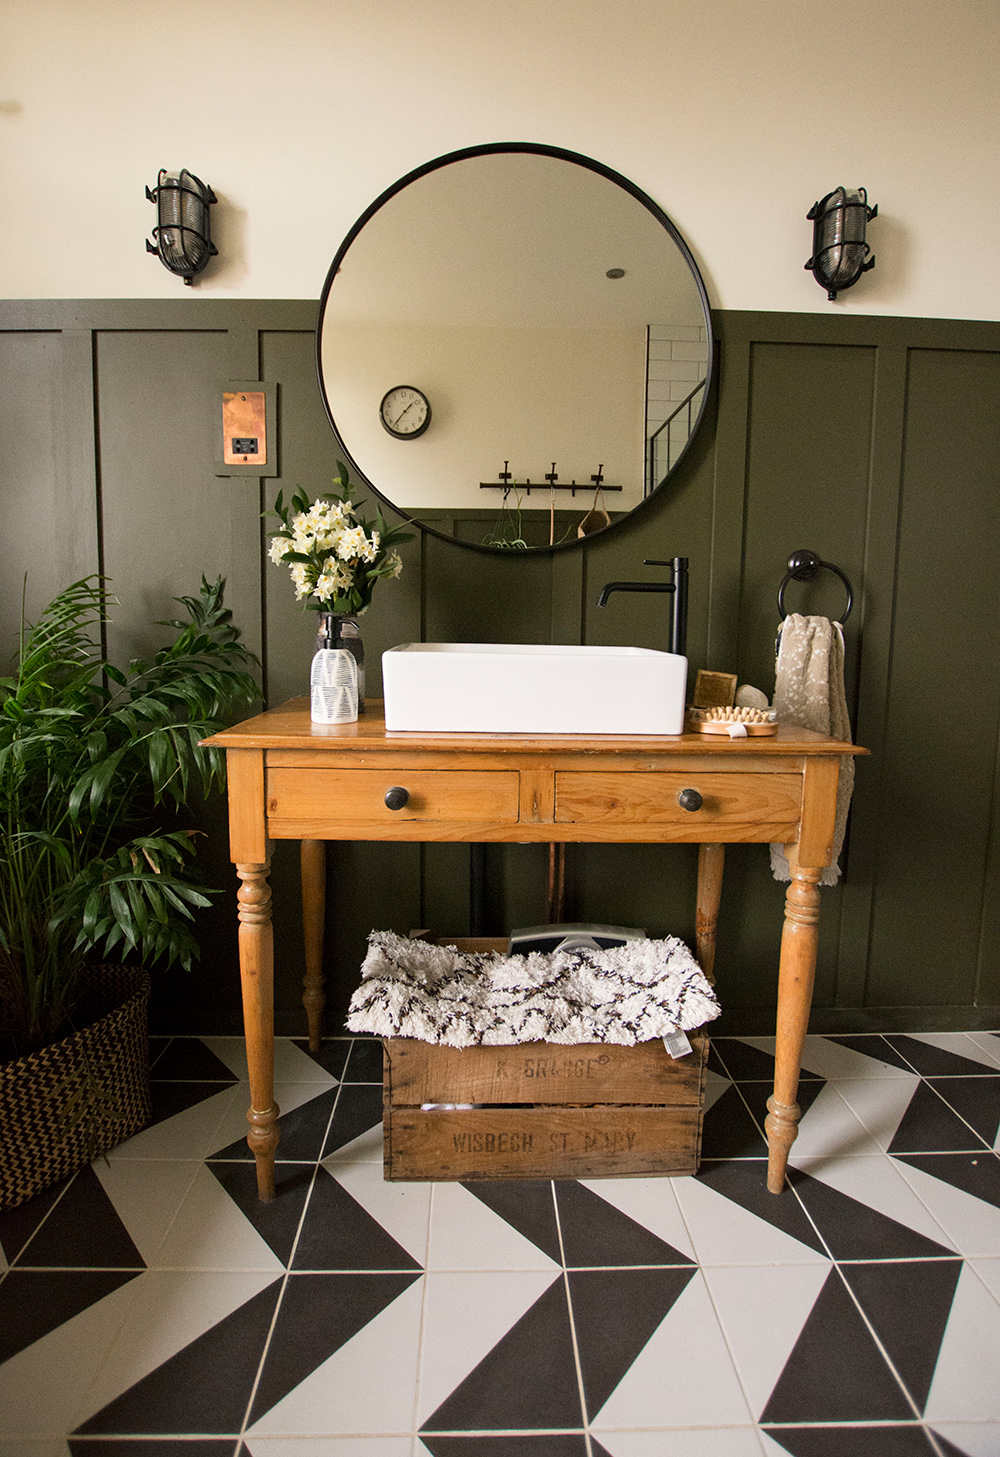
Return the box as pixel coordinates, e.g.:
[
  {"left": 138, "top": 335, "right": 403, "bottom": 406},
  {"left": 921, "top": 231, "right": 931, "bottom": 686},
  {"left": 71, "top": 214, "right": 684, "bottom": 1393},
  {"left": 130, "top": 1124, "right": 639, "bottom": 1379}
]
[{"left": 2, "top": 300, "right": 998, "bottom": 1036}]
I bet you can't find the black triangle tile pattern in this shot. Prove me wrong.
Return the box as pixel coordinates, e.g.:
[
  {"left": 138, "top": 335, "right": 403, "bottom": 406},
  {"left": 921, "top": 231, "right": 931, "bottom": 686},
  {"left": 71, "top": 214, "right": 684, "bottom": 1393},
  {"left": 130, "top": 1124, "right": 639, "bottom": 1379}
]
[
  {"left": 13, "top": 1163, "right": 145, "bottom": 1269},
  {"left": 70, "top": 1443, "right": 239, "bottom": 1457},
  {"left": 247, "top": 1270, "right": 421, "bottom": 1424},
  {"left": 786, "top": 1166, "right": 956, "bottom": 1260},
  {"left": 149, "top": 1078, "right": 235, "bottom": 1124},
  {"left": 210, "top": 1084, "right": 340, "bottom": 1162},
  {"left": 887, "top": 1082, "right": 993, "bottom": 1154},
  {"left": 0, "top": 1173, "right": 72, "bottom": 1264},
  {"left": 420, "top": 1437, "right": 593, "bottom": 1455},
  {"left": 149, "top": 1038, "right": 241, "bottom": 1083},
  {"left": 696, "top": 1157, "right": 828, "bottom": 1254},
  {"left": 762, "top": 1426, "right": 942, "bottom": 1455},
  {"left": 893, "top": 1151, "right": 1000, "bottom": 1207},
  {"left": 292, "top": 1035, "right": 352, "bottom": 1079},
  {"left": 839, "top": 1259, "right": 963, "bottom": 1411},
  {"left": 461, "top": 1179, "right": 563, "bottom": 1262},
  {"left": 322, "top": 1080, "right": 385, "bottom": 1156},
  {"left": 760, "top": 1269, "right": 915, "bottom": 1423},
  {"left": 927, "top": 1076, "right": 1000, "bottom": 1146},
  {"left": 420, "top": 1276, "right": 583, "bottom": 1433},
  {"left": 556, "top": 1180, "right": 696, "bottom": 1267},
  {"left": 885, "top": 1036, "right": 999, "bottom": 1077},
  {"left": 206, "top": 1160, "right": 316, "bottom": 1266},
  {"left": 75, "top": 1280, "right": 284, "bottom": 1434},
  {"left": 568, "top": 1265, "right": 697, "bottom": 1418},
  {"left": 0, "top": 1268, "right": 141, "bottom": 1363},
  {"left": 700, "top": 1084, "right": 770, "bottom": 1157},
  {"left": 931, "top": 1432, "right": 984, "bottom": 1457},
  {"left": 827, "top": 1035, "right": 923, "bottom": 1073},
  {"left": 292, "top": 1165, "right": 422, "bottom": 1270}
]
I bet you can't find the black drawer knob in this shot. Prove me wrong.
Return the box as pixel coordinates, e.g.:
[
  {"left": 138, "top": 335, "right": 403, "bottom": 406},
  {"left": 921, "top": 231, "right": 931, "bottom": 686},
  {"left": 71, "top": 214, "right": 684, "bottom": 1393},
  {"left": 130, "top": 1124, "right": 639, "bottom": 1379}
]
[
  {"left": 384, "top": 786, "right": 410, "bottom": 811},
  {"left": 677, "top": 787, "right": 703, "bottom": 812}
]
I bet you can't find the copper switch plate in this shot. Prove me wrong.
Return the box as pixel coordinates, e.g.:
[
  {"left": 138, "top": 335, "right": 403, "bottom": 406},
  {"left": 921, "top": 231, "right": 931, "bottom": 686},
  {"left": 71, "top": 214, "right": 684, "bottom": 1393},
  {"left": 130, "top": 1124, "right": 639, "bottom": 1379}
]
[{"left": 223, "top": 390, "right": 266, "bottom": 466}]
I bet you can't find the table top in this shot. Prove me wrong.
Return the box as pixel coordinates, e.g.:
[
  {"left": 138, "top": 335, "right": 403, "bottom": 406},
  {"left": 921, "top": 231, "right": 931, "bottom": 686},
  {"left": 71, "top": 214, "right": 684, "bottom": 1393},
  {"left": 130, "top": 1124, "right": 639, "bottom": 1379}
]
[{"left": 204, "top": 700, "right": 866, "bottom": 759}]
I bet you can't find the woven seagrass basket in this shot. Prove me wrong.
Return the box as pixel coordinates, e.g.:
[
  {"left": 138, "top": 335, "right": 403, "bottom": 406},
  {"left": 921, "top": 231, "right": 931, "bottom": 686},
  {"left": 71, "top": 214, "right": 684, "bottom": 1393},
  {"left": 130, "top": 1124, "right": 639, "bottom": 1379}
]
[{"left": 0, "top": 964, "right": 152, "bottom": 1212}]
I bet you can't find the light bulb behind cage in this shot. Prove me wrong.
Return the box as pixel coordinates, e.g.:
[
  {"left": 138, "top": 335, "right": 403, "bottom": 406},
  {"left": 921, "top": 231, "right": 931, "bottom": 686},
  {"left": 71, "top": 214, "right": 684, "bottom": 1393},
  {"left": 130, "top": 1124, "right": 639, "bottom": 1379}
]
[
  {"left": 146, "top": 169, "right": 217, "bottom": 284},
  {"left": 805, "top": 186, "right": 877, "bottom": 300}
]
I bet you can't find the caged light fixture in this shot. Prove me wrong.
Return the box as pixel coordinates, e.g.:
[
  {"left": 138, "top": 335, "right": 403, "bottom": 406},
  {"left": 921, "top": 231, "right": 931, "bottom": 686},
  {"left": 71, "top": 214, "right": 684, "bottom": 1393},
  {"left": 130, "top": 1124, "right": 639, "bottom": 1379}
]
[
  {"left": 145, "top": 169, "right": 217, "bottom": 284},
  {"left": 805, "top": 186, "right": 877, "bottom": 300}
]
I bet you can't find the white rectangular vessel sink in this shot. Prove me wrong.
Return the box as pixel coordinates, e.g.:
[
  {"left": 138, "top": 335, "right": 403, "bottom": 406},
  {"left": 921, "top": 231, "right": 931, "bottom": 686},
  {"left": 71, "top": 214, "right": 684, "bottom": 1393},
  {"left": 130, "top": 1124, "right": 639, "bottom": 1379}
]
[{"left": 382, "top": 642, "right": 688, "bottom": 735}]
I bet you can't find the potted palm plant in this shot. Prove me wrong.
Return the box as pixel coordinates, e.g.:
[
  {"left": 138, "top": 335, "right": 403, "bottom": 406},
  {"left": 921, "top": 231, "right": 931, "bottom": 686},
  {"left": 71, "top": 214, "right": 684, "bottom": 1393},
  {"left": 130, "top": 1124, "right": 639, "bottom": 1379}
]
[{"left": 0, "top": 575, "right": 260, "bottom": 1209}]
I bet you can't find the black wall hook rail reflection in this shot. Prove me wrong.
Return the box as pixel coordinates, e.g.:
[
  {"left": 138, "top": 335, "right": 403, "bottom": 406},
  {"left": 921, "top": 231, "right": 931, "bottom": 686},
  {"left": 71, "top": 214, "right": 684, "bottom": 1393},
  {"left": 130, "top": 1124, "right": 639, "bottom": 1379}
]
[
  {"left": 777, "top": 549, "right": 854, "bottom": 623},
  {"left": 479, "top": 480, "right": 623, "bottom": 496}
]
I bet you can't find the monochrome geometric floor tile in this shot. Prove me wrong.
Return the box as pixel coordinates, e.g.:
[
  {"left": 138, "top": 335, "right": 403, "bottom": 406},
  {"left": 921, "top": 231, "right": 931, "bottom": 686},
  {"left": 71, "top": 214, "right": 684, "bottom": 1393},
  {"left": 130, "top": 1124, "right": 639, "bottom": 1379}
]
[{"left": 2, "top": 1030, "right": 999, "bottom": 1456}]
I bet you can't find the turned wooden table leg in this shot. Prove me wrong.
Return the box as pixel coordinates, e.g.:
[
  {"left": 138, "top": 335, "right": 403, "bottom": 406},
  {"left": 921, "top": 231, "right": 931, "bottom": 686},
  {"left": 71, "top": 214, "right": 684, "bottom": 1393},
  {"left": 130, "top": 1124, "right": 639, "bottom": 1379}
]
[
  {"left": 300, "top": 839, "right": 327, "bottom": 1051},
  {"left": 766, "top": 858, "right": 822, "bottom": 1192},
  {"left": 696, "top": 843, "right": 725, "bottom": 984},
  {"left": 237, "top": 859, "right": 280, "bottom": 1200}
]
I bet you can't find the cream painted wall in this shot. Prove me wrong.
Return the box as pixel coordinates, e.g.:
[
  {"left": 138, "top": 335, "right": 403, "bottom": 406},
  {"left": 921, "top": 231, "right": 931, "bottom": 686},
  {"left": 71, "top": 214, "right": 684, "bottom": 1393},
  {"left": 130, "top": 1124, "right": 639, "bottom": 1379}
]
[{"left": 1, "top": 0, "right": 997, "bottom": 318}]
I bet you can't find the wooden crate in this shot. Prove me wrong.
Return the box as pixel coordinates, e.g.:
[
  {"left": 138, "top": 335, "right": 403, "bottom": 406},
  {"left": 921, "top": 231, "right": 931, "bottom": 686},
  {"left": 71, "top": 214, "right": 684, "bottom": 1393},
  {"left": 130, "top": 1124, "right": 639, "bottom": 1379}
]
[{"left": 383, "top": 1033, "right": 708, "bottom": 1181}]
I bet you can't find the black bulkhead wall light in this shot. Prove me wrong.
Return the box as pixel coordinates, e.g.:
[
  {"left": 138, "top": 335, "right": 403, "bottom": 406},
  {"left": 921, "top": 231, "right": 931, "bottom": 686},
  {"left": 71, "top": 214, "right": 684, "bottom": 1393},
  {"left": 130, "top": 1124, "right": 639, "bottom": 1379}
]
[
  {"left": 145, "top": 169, "right": 217, "bottom": 284},
  {"left": 805, "top": 186, "right": 877, "bottom": 300}
]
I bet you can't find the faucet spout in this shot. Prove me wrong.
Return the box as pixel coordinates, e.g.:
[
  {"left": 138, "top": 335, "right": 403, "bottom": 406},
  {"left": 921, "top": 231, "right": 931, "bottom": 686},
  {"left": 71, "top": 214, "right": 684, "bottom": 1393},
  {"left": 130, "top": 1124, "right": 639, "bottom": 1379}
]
[{"left": 597, "top": 556, "right": 688, "bottom": 656}]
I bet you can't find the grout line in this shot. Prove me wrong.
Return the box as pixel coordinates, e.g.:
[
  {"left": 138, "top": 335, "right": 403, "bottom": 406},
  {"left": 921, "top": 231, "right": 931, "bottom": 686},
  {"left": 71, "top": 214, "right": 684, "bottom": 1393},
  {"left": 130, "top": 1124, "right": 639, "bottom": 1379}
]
[{"left": 550, "top": 1182, "right": 593, "bottom": 1456}]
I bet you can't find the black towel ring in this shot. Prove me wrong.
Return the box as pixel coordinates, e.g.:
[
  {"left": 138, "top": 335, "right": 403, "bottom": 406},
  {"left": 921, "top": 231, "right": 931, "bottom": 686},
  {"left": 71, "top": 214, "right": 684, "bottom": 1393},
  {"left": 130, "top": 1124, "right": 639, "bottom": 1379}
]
[{"left": 777, "top": 549, "right": 854, "bottom": 623}]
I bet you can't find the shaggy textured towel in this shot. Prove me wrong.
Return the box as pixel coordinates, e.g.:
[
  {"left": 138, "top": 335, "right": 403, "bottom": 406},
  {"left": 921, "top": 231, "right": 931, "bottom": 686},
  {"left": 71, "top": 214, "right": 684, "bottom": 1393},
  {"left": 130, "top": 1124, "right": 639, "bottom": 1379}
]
[
  {"left": 346, "top": 931, "right": 720, "bottom": 1047},
  {"left": 770, "top": 612, "right": 855, "bottom": 886}
]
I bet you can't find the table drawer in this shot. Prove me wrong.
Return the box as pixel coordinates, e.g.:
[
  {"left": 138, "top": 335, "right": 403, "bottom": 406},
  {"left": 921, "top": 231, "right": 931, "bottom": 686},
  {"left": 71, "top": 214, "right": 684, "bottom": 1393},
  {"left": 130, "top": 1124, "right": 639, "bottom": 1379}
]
[
  {"left": 554, "top": 771, "right": 803, "bottom": 839},
  {"left": 266, "top": 767, "right": 520, "bottom": 823}
]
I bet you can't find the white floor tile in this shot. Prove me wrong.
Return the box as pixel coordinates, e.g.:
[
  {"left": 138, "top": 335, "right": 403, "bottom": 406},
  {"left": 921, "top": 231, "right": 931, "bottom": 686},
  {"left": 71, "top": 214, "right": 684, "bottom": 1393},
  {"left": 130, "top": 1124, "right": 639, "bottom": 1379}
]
[
  {"left": 905, "top": 1032, "right": 1000, "bottom": 1070},
  {"left": 0, "top": 1278, "right": 142, "bottom": 1438},
  {"left": 964, "top": 1033, "right": 1000, "bottom": 1070},
  {"left": 0, "top": 1443, "right": 73, "bottom": 1457},
  {"left": 799, "top": 1034, "right": 918, "bottom": 1080},
  {"left": 785, "top": 1084, "right": 883, "bottom": 1158},
  {"left": 73, "top": 1269, "right": 278, "bottom": 1428},
  {"left": 827, "top": 1074, "right": 921, "bottom": 1151},
  {"left": 209, "top": 1080, "right": 337, "bottom": 1153},
  {"left": 416, "top": 1269, "right": 559, "bottom": 1424},
  {"left": 930, "top": 1423, "right": 1000, "bottom": 1456},
  {"left": 924, "top": 1262, "right": 1000, "bottom": 1422},
  {"left": 578, "top": 1176, "right": 697, "bottom": 1262},
  {"left": 91, "top": 1158, "right": 203, "bottom": 1266},
  {"left": 248, "top": 1276, "right": 424, "bottom": 1435},
  {"left": 701, "top": 1263, "right": 830, "bottom": 1420},
  {"left": 788, "top": 1154, "right": 958, "bottom": 1251},
  {"left": 591, "top": 1270, "right": 752, "bottom": 1429},
  {"left": 330, "top": 1161, "right": 432, "bottom": 1267},
  {"left": 322, "top": 1122, "right": 385, "bottom": 1167},
  {"left": 109, "top": 1084, "right": 240, "bottom": 1160},
  {"left": 891, "top": 1157, "right": 1000, "bottom": 1257},
  {"left": 150, "top": 1162, "right": 287, "bottom": 1271},
  {"left": 704, "top": 1067, "right": 732, "bottom": 1113},
  {"left": 203, "top": 1035, "right": 342, "bottom": 1084},
  {"left": 425, "top": 1182, "right": 561, "bottom": 1271},
  {"left": 969, "top": 1257, "right": 1000, "bottom": 1306},
  {"left": 673, "top": 1174, "right": 828, "bottom": 1266},
  {"left": 597, "top": 1429, "right": 766, "bottom": 1456},
  {"left": 246, "top": 1441, "right": 413, "bottom": 1457}
]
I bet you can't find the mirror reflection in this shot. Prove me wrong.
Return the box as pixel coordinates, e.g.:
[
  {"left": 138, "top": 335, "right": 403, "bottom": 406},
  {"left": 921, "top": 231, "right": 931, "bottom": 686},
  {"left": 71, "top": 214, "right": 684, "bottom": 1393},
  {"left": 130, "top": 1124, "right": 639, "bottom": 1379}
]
[{"left": 317, "top": 145, "right": 712, "bottom": 551}]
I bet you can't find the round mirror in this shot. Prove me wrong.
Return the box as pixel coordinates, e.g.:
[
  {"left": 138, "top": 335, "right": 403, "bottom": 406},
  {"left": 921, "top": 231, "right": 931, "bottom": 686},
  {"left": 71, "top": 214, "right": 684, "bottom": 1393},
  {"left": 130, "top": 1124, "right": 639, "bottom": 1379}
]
[{"left": 316, "top": 143, "right": 713, "bottom": 553}]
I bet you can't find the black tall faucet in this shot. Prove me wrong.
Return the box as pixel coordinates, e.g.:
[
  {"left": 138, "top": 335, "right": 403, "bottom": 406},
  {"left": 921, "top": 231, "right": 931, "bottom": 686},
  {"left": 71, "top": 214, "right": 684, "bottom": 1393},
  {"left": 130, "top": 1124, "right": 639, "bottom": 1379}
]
[{"left": 597, "top": 557, "right": 688, "bottom": 656}]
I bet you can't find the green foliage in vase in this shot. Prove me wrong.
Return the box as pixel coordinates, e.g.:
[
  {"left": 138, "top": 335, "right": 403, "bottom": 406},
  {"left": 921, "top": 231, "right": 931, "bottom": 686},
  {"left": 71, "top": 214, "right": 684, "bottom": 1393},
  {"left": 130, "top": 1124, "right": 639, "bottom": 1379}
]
[
  {"left": 267, "top": 461, "right": 414, "bottom": 615},
  {"left": 0, "top": 576, "right": 260, "bottom": 1053}
]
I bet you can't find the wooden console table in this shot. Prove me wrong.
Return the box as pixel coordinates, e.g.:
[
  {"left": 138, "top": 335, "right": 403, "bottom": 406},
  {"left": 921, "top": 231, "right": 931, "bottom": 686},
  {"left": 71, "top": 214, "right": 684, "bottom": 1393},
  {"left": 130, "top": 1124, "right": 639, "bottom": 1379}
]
[{"left": 204, "top": 700, "right": 865, "bottom": 1199}]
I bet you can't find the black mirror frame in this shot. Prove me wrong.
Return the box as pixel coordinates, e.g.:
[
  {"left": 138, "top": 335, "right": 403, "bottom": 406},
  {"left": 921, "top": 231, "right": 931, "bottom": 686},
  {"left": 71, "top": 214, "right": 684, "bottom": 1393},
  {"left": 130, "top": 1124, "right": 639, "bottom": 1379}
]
[{"left": 315, "top": 141, "right": 714, "bottom": 555}]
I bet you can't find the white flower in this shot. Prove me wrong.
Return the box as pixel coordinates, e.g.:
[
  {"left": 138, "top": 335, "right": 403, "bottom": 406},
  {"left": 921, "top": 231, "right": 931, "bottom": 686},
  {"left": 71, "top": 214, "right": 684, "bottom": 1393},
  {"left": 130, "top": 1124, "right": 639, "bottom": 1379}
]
[
  {"left": 315, "top": 560, "right": 354, "bottom": 600},
  {"left": 268, "top": 536, "right": 291, "bottom": 564},
  {"left": 384, "top": 550, "right": 402, "bottom": 579},
  {"left": 335, "top": 524, "right": 371, "bottom": 562}
]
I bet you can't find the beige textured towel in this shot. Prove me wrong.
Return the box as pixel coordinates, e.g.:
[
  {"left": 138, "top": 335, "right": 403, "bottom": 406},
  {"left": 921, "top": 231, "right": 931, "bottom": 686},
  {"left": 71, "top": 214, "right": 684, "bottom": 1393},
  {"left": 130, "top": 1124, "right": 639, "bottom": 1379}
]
[{"left": 770, "top": 613, "right": 854, "bottom": 886}]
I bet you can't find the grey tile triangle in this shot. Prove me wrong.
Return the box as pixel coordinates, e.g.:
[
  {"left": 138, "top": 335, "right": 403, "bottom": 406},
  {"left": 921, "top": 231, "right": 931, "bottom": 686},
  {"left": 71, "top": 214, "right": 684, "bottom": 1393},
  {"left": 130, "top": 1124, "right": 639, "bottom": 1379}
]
[
  {"left": 461, "top": 1180, "right": 562, "bottom": 1262},
  {"left": 419, "top": 1438, "right": 590, "bottom": 1455},
  {"left": 827, "top": 1035, "right": 920, "bottom": 1073},
  {"left": 888, "top": 1083, "right": 992, "bottom": 1155},
  {"left": 74, "top": 1279, "right": 283, "bottom": 1435},
  {"left": 248, "top": 1271, "right": 420, "bottom": 1424},
  {"left": 786, "top": 1166, "right": 955, "bottom": 1259},
  {"left": 927, "top": 1075, "right": 1000, "bottom": 1146},
  {"left": 696, "top": 1159, "right": 827, "bottom": 1254},
  {"left": 840, "top": 1259, "right": 963, "bottom": 1412},
  {"left": 421, "top": 1275, "right": 582, "bottom": 1432},
  {"left": 211, "top": 1085, "right": 340, "bottom": 1162},
  {"left": 292, "top": 1165, "right": 422, "bottom": 1270},
  {"left": 17, "top": 1164, "right": 145, "bottom": 1269},
  {"left": 0, "top": 1269, "right": 140, "bottom": 1364},
  {"left": 0, "top": 1176, "right": 71, "bottom": 1265},
  {"left": 760, "top": 1424, "right": 941, "bottom": 1455},
  {"left": 893, "top": 1152, "right": 1000, "bottom": 1208},
  {"left": 150, "top": 1038, "right": 241, "bottom": 1082},
  {"left": 322, "top": 1082, "right": 384, "bottom": 1156},
  {"left": 885, "top": 1036, "right": 998, "bottom": 1078},
  {"left": 556, "top": 1180, "right": 696, "bottom": 1267},
  {"left": 760, "top": 1269, "right": 913, "bottom": 1423},
  {"left": 207, "top": 1160, "right": 316, "bottom": 1265},
  {"left": 569, "top": 1265, "right": 697, "bottom": 1419},
  {"left": 930, "top": 1430, "right": 984, "bottom": 1457}
]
